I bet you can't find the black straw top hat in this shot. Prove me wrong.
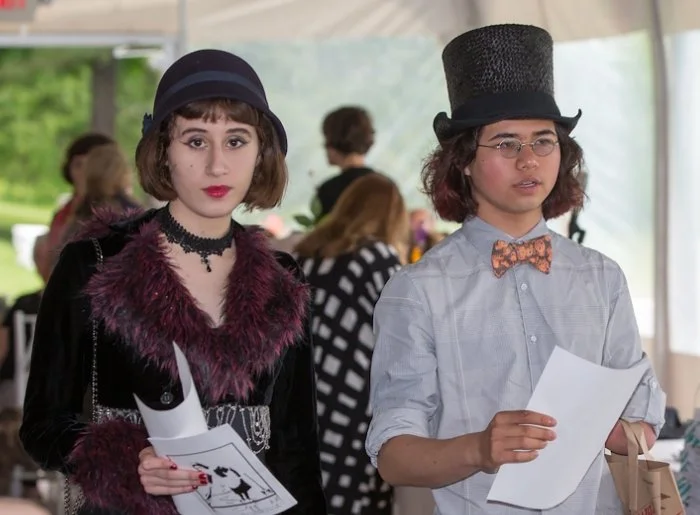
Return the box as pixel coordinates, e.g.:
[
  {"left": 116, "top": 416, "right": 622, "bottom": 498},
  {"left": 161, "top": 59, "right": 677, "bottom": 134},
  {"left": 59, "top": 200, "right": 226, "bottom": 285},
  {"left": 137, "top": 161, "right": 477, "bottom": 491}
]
[
  {"left": 433, "top": 24, "right": 581, "bottom": 141},
  {"left": 142, "top": 49, "right": 288, "bottom": 154}
]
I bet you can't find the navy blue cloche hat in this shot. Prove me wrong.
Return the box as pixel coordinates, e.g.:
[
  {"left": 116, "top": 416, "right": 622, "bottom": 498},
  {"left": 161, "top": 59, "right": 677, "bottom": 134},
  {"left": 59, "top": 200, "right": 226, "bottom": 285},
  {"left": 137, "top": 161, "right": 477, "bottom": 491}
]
[{"left": 142, "top": 49, "right": 288, "bottom": 154}]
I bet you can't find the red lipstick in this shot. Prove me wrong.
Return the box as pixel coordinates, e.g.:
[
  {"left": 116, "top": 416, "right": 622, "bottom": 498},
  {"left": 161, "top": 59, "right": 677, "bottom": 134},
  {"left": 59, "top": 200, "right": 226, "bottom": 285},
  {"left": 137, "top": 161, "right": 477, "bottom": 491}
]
[{"left": 203, "top": 186, "right": 231, "bottom": 198}]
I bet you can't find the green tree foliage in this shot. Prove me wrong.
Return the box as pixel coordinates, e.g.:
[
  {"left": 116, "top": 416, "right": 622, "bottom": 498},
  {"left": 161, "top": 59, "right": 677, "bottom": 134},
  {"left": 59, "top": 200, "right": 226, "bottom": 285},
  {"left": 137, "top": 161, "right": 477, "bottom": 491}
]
[{"left": 0, "top": 48, "right": 158, "bottom": 206}]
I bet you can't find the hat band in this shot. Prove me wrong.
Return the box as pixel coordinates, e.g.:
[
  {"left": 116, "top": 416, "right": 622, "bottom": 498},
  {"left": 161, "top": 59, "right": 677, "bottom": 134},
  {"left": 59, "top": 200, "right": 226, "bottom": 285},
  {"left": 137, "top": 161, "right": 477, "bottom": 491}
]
[
  {"left": 154, "top": 71, "right": 268, "bottom": 114},
  {"left": 451, "top": 90, "right": 561, "bottom": 121}
]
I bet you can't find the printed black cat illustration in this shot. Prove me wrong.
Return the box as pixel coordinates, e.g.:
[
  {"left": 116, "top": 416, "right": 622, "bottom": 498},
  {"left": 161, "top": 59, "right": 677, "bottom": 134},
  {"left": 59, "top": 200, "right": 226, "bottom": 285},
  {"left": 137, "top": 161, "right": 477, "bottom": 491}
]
[{"left": 212, "top": 465, "right": 253, "bottom": 501}]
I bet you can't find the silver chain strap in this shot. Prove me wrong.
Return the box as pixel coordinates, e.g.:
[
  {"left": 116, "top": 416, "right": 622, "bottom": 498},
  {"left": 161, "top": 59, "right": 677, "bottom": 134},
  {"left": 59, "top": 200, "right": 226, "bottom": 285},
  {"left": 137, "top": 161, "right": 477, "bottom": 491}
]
[
  {"left": 63, "top": 238, "right": 103, "bottom": 515},
  {"left": 89, "top": 238, "right": 102, "bottom": 424}
]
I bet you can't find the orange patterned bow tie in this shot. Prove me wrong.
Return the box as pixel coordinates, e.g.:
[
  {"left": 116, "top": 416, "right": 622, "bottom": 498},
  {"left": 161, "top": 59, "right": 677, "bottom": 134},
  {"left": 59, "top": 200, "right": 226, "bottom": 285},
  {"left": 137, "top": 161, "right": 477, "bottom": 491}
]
[{"left": 491, "top": 234, "right": 553, "bottom": 278}]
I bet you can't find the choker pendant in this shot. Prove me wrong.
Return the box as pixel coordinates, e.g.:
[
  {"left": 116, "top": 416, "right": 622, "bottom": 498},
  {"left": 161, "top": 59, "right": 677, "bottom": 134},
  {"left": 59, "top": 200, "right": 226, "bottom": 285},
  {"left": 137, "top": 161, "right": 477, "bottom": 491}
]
[
  {"left": 156, "top": 208, "right": 235, "bottom": 272},
  {"left": 201, "top": 255, "right": 212, "bottom": 272}
]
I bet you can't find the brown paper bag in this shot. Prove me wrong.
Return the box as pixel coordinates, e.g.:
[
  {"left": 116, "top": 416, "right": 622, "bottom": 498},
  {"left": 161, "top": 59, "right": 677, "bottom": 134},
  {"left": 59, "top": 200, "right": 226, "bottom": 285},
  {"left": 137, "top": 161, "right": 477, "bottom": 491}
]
[{"left": 606, "top": 420, "right": 685, "bottom": 514}]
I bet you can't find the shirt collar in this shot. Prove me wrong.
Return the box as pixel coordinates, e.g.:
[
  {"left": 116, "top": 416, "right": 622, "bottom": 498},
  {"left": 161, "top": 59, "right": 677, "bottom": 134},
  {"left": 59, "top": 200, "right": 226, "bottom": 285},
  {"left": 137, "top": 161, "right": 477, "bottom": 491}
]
[{"left": 461, "top": 216, "right": 550, "bottom": 265}]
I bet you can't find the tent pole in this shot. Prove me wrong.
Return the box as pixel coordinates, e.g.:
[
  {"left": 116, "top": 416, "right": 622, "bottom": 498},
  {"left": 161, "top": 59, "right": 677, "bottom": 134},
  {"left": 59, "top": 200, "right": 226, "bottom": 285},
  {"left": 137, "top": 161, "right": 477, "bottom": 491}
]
[
  {"left": 648, "top": 0, "right": 670, "bottom": 390},
  {"left": 175, "top": 0, "right": 188, "bottom": 58}
]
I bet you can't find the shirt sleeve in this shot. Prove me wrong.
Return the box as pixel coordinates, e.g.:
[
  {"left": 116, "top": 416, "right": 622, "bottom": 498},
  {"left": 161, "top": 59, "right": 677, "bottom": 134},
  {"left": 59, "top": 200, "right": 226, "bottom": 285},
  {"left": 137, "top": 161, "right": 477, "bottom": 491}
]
[
  {"left": 366, "top": 268, "right": 439, "bottom": 467},
  {"left": 602, "top": 267, "right": 667, "bottom": 435}
]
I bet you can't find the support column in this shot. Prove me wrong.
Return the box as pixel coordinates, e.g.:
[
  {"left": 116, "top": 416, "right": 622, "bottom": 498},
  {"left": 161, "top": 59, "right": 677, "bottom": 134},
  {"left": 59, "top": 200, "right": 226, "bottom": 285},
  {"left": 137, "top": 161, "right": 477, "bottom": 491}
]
[
  {"left": 90, "top": 55, "right": 117, "bottom": 137},
  {"left": 648, "top": 0, "right": 671, "bottom": 389}
]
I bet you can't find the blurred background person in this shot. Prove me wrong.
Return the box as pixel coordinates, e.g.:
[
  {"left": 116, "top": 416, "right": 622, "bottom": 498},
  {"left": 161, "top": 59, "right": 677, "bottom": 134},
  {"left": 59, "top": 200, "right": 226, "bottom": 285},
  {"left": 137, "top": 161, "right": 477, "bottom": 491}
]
[
  {"left": 311, "top": 106, "right": 377, "bottom": 224},
  {"left": 294, "top": 173, "right": 408, "bottom": 515},
  {"left": 0, "top": 234, "right": 51, "bottom": 410},
  {"left": 407, "top": 208, "right": 446, "bottom": 263},
  {"left": 60, "top": 142, "right": 141, "bottom": 244},
  {"left": 45, "top": 133, "right": 114, "bottom": 253},
  {"left": 0, "top": 234, "right": 51, "bottom": 501}
]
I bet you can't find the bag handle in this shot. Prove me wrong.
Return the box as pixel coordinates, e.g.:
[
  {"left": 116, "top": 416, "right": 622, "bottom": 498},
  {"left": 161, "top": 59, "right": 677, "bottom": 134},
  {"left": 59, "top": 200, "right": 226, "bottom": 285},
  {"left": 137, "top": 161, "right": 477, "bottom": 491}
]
[
  {"left": 620, "top": 419, "right": 654, "bottom": 459},
  {"left": 619, "top": 419, "right": 657, "bottom": 512},
  {"left": 619, "top": 420, "right": 641, "bottom": 512}
]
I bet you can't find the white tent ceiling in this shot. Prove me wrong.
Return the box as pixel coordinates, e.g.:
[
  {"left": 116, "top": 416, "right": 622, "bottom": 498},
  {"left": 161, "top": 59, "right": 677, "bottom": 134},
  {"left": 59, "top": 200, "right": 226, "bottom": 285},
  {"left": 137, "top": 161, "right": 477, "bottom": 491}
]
[{"left": 1, "top": 0, "right": 699, "bottom": 48}]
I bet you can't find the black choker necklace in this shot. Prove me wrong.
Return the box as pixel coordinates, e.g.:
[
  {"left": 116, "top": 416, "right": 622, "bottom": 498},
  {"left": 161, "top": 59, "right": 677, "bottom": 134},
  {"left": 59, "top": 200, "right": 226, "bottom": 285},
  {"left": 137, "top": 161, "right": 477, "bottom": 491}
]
[{"left": 156, "top": 208, "right": 235, "bottom": 272}]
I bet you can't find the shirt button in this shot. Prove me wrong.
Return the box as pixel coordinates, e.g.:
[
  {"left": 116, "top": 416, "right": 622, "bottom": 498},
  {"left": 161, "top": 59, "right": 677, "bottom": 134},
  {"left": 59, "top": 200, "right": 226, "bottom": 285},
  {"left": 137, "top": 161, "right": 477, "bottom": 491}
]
[
  {"left": 160, "top": 391, "right": 174, "bottom": 405},
  {"left": 521, "top": 283, "right": 528, "bottom": 291},
  {"left": 530, "top": 335, "right": 537, "bottom": 343},
  {"left": 649, "top": 379, "right": 658, "bottom": 389}
]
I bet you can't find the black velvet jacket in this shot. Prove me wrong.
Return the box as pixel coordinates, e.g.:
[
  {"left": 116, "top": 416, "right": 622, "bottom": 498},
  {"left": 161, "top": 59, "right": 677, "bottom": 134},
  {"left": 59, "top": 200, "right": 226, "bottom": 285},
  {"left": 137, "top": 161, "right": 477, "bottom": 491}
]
[{"left": 19, "top": 209, "right": 327, "bottom": 514}]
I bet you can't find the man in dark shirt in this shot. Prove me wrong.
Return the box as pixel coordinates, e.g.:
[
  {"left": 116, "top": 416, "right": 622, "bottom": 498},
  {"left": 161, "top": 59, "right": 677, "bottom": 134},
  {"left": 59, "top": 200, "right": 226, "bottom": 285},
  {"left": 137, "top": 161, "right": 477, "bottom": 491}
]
[{"left": 311, "top": 106, "right": 378, "bottom": 222}]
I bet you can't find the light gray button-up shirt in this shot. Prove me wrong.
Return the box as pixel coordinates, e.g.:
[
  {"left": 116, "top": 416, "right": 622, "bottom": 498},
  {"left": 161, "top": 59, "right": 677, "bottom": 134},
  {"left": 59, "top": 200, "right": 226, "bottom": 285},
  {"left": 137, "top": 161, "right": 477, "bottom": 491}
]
[{"left": 366, "top": 217, "right": 666, "bottom": 514}]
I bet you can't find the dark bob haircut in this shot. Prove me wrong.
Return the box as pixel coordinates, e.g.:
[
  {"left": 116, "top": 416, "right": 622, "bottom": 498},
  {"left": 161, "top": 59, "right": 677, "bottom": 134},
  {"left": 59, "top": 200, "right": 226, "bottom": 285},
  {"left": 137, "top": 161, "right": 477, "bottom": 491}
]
[{"left": 135, "top": 98, "right": 287, "bottom": 211}]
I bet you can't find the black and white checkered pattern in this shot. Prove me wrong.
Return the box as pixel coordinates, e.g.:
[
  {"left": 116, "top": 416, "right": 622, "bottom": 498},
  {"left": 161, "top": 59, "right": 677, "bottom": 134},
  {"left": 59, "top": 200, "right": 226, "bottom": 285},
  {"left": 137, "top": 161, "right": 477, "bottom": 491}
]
[{"left": 298, "top": 241, "right": 400, "bottom": 515}]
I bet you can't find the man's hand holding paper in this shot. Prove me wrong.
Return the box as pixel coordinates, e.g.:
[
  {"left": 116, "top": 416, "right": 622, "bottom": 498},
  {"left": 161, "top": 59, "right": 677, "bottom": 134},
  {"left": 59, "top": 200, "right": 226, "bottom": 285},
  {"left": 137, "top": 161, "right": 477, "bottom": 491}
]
[
  {"left": 486, "top": 346, "right": 648, "bottom": 509},
  {"left": 476, "top": 410, "right": 558, "bottom": 473}
]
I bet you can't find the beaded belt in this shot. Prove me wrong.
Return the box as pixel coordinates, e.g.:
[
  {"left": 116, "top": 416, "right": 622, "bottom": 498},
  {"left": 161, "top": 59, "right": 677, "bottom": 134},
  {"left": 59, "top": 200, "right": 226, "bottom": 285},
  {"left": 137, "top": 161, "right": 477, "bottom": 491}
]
[{"left": 94, "top": 403, "right": 271, "bottom": 455}]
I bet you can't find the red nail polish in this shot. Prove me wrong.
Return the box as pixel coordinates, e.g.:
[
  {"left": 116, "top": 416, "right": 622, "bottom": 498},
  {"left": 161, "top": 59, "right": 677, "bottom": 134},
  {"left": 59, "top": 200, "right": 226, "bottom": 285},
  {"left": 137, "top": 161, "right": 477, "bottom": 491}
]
[
  {"left": 170, "top": 463, "right": 178, "bottom": 470},
  {"left": 199, "top": 478, "right": 208, "bottom": 485}
]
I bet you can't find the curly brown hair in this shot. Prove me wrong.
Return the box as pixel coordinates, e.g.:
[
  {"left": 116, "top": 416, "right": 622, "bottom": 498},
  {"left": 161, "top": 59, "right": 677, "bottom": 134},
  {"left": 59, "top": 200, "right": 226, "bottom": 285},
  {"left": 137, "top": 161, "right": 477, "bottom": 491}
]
[{"left": 421, "top": 124, "right": 585, "bottom": 223}]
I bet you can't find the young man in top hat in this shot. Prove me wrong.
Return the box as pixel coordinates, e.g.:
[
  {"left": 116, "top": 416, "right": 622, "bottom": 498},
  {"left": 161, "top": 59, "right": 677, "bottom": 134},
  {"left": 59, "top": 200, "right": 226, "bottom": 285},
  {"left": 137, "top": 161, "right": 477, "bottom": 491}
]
[{"left": 366, "top": 24, "right": 666, "bottom": 513}]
